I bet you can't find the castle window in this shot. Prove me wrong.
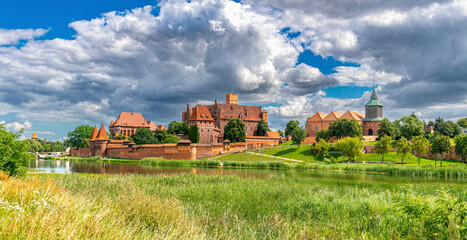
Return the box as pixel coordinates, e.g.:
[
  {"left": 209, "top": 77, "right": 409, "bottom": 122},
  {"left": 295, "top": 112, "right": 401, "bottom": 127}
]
[
  {"left": 368, "top": 129, "right": 373, "bottom": 136},
  {"left": 315, "top": 126, "right": 318, "bottom": 131}
]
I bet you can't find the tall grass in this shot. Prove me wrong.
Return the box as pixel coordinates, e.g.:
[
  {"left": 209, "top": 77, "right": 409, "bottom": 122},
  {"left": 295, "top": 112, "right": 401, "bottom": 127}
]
[
  {"left": 0, "top": 172, "right": 205, "bottom": 239},
  {"left": 38, "top": 173, "right": 467, "bottom": 239}
]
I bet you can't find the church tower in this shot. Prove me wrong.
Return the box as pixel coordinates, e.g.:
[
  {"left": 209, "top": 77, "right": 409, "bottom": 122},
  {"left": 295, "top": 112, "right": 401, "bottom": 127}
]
[{"left": 363, "top": 85, "right": 383, "bottom": 136}]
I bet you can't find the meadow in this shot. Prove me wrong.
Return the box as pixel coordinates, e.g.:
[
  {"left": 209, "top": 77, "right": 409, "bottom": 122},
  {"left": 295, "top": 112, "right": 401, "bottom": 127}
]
[{"left": 1, "top": 172, "right": 466, "bottom": 239}]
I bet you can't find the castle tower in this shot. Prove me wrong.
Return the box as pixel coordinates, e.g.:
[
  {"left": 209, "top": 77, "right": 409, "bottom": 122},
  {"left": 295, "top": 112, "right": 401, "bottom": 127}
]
[
  {"left": 226, "top": 93, "right": 238, "bottom": 105},
  {"left": 89, "top": 125, "right": 99, "bottom": 156},
  {"left": 363, "top": 85, "right": 383, "bottom": 136},
  {"left": 31, "top": 131, "right": 38, "bottom": 140},
  {"left": 94, "top": 124, "right": 109, "bottom": 156}
]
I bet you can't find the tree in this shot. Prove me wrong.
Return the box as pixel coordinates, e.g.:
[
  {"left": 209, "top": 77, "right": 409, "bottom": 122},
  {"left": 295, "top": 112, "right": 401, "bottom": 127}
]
[
  {"left": 457, "top": 117, "right": 467, "bottom": 128},
  {"left": 399, "top": 116, "right": 424, "bottom": 140},
  {"left": 168, "top": 121, "right": 189, "bottom": 135},
  {"left": 396, "top": 137, "right": 412, "bottom": 164},
  {"left": 285, "top": 120, "right": 300, "bottom": 136},
  {"left": 132, "top": 128, "right": 156, "bottom": 145},
  {"left": 24, "top": 139, "right": 43, "bottom": 153},
  {"left": 431, "top": 135, "right": 451, "bottom": 167},
  {"left": 256, "top": 120, "right": 269, "bottom": 136},
  {"left": 334, "top": 137, "right": 363, "bottom": 162},
  {"left": 309, "top": 140, "right": 331, "bottom": 161},
  {"left": 278, "top": 130, "right": 284, "bottom": 137},
  {"left": 0, "top": 125, "right": 30, "bottom": 176},
  {"left": 412, "top": 135, "right": 430, "bottom": 166},
  {"left": 67, "top": 125, "right": 93, "bottom": 148},
  {"left": 154, "top": 129, "right": 179, "bottom": 144},
  {"left": 188, "top": 125, "right": 200, "bottom": 143},
  {"left": 377, "top": 118, "right": 396, "bottom": 139},
  {"left": 114, "top": 134, "right": 127, "bottom": 140},
  {"left": 436, "top": 121, "right": 461, "bottom": 138},
  {"left": 291, "top": 127, "right": 306, "bottom": 148},
  {"left": 374, "top": 135, "right": 392, "bottom": 163},
  {"left": 328, "top": 118, "right": 363, "bottom": 140},
  {"left": 434, "top": 116, "right": 444, "bottom": 129},
  {"left": 224, "top": 118, "right": 246, "bottom": 143},
  {"left": 454, "top": 135, "right": 467, "bottom": 164},
  {"left": 315, "top": 129, "right": 331, "bottom": 142}
]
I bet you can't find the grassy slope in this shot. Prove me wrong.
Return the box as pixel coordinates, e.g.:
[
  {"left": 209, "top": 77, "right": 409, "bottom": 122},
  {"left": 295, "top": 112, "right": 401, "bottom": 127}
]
[
  {"left": 217, "top": 152, "right": 297, "bottom": 163},
  {"left": 31, "top": 173, "right": 467, "bottom": 239},
  {"left": 257, "top": 145, "right": 317, "bottom": 162}
]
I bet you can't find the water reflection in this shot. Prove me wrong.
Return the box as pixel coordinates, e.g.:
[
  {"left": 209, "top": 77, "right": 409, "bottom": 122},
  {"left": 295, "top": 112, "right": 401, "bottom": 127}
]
[{"left": 28, "top": 158, "right": 466, "bottom": 183}]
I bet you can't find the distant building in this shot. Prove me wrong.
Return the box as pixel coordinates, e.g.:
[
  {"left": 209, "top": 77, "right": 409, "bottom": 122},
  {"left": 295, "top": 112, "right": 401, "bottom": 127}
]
[
  {"left": 306, "top": 85, "right": 383, "bottom": 137},
  {"left": 187, "top": 105, "right": 220, "bottom": 144},
  {"left": 31, "top": 131, "right": 38, "bottom": 140},
  {"left": 182, "top": 93, "right": 268, "bottom": 136},
  {"left": 109, "top": 112, "right": 166, "bottom": 138},
  {"left": 425, "top": 125, "right": 435, "bottom": 134}
]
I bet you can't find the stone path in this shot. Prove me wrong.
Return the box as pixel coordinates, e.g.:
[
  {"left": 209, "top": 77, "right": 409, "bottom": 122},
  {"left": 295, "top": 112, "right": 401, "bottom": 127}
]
[{"left": 246, "top": 152, "right": 304, "bottom": 163}]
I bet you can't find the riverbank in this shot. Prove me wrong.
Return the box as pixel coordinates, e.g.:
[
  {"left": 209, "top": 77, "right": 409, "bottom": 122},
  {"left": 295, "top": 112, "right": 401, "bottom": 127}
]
[{"left": 2, "top": 172, "right": 465, "bottom": 239}]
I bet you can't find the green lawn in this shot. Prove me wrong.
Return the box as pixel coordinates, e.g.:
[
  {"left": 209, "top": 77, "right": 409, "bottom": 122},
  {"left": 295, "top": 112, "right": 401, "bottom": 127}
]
[
  {"left": 217, "top": 152, "right": 297, "bottom": 163},
  {"left": 356, "top": 152, "right": 465, "bottom": 166},
  {"left": 257, "top": 145, "right": 317, "bottom": 162},
  {"left": 24, "top": 173, "right": 467, "bottom": 239}
]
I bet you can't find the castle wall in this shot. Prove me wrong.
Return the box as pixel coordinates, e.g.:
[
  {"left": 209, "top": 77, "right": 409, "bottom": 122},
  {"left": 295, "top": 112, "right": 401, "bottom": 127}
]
[
  {"left": 70, "top": 148, "right": 90, "bottom": 157},
  {"left": 362, "top": 121, "right": 380, "bottom": 136}
]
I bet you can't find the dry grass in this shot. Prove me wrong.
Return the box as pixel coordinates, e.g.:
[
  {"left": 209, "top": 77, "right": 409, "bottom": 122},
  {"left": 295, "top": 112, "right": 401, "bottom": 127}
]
[{"left": 0, "top": 172, "right": 204, "bottom": 240}]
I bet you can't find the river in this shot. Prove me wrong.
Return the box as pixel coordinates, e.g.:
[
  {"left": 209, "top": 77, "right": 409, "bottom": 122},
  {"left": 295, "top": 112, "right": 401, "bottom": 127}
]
[{"left": 28, "top": 158, "right": 467, "bottom": 183}]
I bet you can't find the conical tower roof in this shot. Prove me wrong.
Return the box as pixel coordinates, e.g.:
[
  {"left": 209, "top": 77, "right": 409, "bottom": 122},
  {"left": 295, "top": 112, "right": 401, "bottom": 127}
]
[
  {"left": 95, "top": 124, "right": 109, "bottom": 141},
  {"left": 31, "top": 131, "right": 38, "bottom": 139},
  {"left": 89, "top": 125, "right": 99, "bottom": 141},
  {"left": 365, "top": 88, "right": 383, "bottom": 107}
]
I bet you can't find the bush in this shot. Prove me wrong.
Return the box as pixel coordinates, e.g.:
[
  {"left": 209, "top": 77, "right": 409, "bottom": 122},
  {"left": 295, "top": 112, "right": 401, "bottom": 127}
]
[{"left": 0, "top": 125, "right": 30, "bottom": 176}]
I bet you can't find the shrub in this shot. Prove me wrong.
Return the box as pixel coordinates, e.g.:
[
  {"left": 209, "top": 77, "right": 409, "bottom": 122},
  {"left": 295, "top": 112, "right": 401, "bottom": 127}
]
[{"left": 0, "top": 125, "right": 30, "bottom": 176}]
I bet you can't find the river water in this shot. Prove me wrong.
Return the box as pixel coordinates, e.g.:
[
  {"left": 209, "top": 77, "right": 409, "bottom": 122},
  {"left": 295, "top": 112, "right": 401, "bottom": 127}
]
[{"left": 28, "top": 158, "right": 467, "bottom": 183}]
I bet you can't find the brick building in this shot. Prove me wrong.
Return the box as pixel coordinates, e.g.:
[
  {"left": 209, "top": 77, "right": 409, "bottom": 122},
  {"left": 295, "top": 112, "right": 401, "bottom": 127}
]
[
  {"left": 109, "top": 112, "right": 166, "bottom": 138},
  {"left": 186, "top": 105, "right": 221, "bottom": 144},
  {"left": 182, "top": 93, "right": 268, "bottom": 136},
  {"left": 306, "top": 86, "right": 383, "bottom": 137}
]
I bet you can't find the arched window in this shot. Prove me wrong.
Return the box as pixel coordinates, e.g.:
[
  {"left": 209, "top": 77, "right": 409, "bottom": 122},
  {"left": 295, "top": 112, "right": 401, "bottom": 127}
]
[
  {"left": 368, "top": 129, "right": 373, "bottom": 136},
  {"left": 315, "top": 126, "right": 318, "bottom": 131}
]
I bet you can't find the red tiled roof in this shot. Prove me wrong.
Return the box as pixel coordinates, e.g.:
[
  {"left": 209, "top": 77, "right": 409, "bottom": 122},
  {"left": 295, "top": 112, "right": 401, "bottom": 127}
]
[
  {"left": 266, "top": 131, "right": 280, "bottom": 139},
  {"left": 157, "top": 125, "right": 166, "bottom": 130},
  {"left": 189, "top": 105, "right": 214, "bottom": 121},
  {"left": 96, "top": 124, "right": 109, "bottom": 141},
  {"left": 308, "top": 112, "right": 328, "bottom": 122},
  {"left": 323, "top": 111, "right": 343, "bottom": 121},
  {"left": 147, "top": 121, "right": 157, "bottom": 131},
  {"left": 111, "top": 112, "right": 149, "bottom": 127},
  {"left": 340, "top": 110, "right": 364, "bottom": 120},
  {"left": 90, "top": 126, "right": 98, "bottom": 141}
]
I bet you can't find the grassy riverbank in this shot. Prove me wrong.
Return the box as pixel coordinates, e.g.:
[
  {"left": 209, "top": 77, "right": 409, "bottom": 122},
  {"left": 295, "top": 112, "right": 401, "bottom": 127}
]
[{"left": 2, "top": 173, "right": 466, "bottom": 239}]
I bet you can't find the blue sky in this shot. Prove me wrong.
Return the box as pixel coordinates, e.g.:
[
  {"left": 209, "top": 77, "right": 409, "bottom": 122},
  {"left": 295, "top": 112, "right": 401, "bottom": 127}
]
[{"left": 0, "top": 0, "right": 466, "bottom": 140}]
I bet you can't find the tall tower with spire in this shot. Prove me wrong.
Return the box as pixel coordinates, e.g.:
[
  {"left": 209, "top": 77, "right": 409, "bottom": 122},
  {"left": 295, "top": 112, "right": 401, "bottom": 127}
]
[{"left": 363, "top": 83, "right": 383, "bottom": 136}]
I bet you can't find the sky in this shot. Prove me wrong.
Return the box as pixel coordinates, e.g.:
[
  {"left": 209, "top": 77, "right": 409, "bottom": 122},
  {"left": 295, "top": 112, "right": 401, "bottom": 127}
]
[{"left": 0, "top": 0, "right": 466, "bottom": 141}]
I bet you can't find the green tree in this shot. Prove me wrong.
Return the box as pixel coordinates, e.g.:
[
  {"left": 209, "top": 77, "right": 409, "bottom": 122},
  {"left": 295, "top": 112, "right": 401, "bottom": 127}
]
[
  {"left": 457, "top": 117, "right": 467, "bottom": 128},
  {"left": 0, "top": 125, "right": 30, "bottom": 176},
  {"left": 154, "top": 129, "right": 179, "bottom": 144},
  {"left": 377, "top": 118, "right": 396, "bottom": 139},
  {"left": 309, "top": 140, "right": 331, "bottom": 161},
  {"left": 114, "top": 134, "right": 127, "bottom": 140},
  {"left": 374, "top": 135, "right": 392, "bottom": 163},
  {"left": 291, "top": 127, "right": 306, "bottom": 148},
  {"left": 132, "top": 127, "right": 156, "bottom": 145},
  {"left": 396, "top": 137, "right": 412, "bottom": 164},
  {"left": 224, "top": 118, "right": 246, "bottom": 143},
  {"left": 168, "top": 121, "right": 189, "bottom": 135},
  {"left": 285, "top": 120, "right": 299, "bottom": 136},
  {"left": 412, "top": 135, "right": 430, "bottom": 166},
  {"left": 24, "top": 139, "right": 43, "bottom": 152},
  {"left": 256, "top": 120, "right": 269, "bottom": 136},
  {"left": 454, "top": 135, "right": 467, "bottom": 164},
  {"left": 188, "top": 125, "right": 200, "bottom": 143},
  {"left": 399, "top": 116, "right": 424, "bottom": 140},
  {"left": 328, "top": 118, "right": 363, "bottom": 140},
  {"left": 315, "top": 129, "right": 331, "bottom": 142},
  {"left": 431, "top": 135, "right": 451, "bottom": 167},
  {"left": 277, "top": 130, "right": 284, "bottom": 137},
  {"left": 334, "top": 137, "right": 363, "bottom": 162},
  {"left": 67, "top": 125, "right": 93, "bottom": 148},
  {"left": 436, "top": 121, "right": 461, "bottom": 138}
]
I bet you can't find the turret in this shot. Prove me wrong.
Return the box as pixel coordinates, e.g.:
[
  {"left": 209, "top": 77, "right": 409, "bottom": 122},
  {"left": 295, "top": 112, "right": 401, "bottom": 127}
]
[{"left": 94, "top": 124, "right": 109, "bottom": 156}]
